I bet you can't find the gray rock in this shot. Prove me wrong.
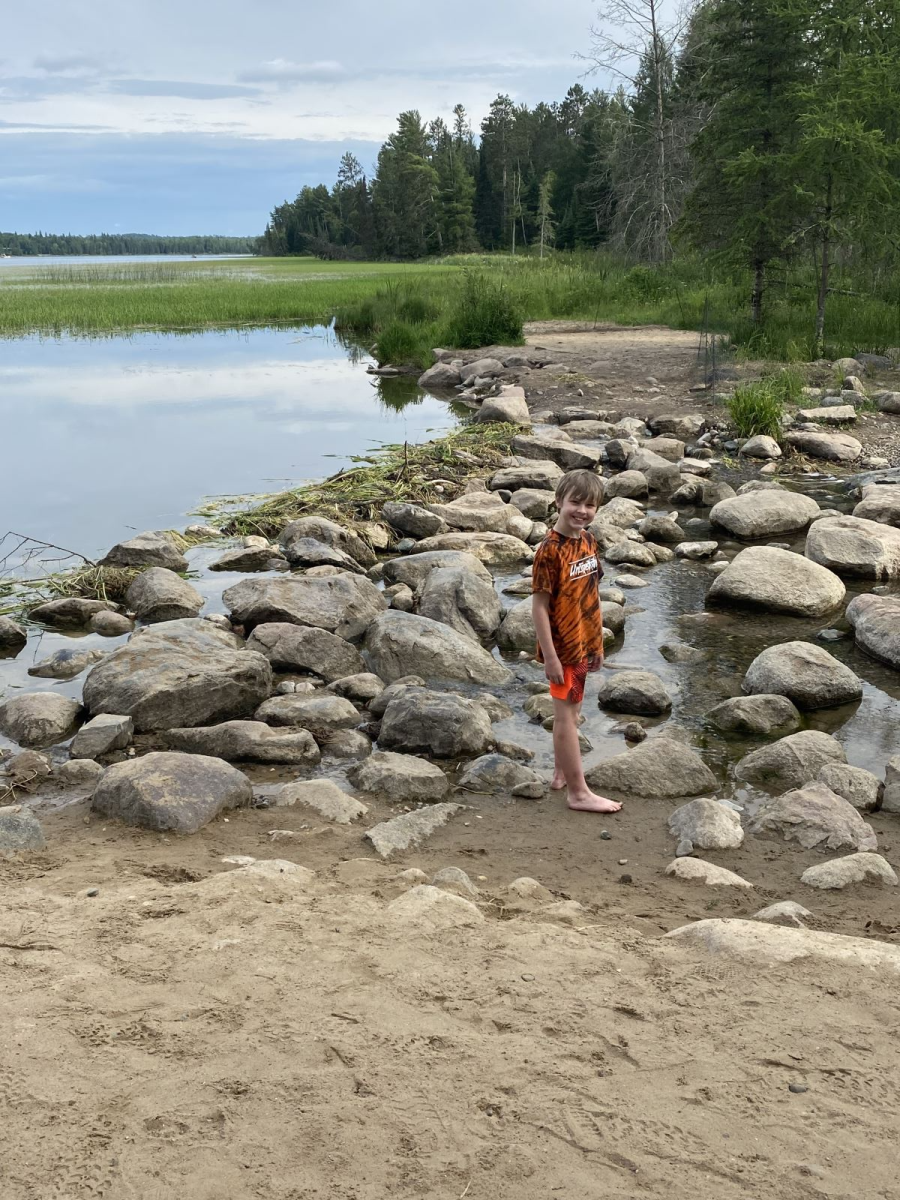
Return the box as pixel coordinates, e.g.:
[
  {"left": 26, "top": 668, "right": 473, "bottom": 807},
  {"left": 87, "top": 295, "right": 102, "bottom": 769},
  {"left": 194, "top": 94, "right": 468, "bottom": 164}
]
[
  {"left": 816, "top": 763, "right": 882, "bottom": 812},
  {"left": 209, "top": 544, "right": 287, "bottom": 572},
  {"left": 457, "top": 753, "right": 542, "bottom": 794},
  {"left": 707, "top": 547, "right": 845, "bottom": 617},
  {"left": 89, "top": 610, "right": 134, "bottom": 637},
  {"left": 366, "top": 610, "right": 511, "bottom": 685},
  {"left": 596, "top": 670, "right": 672, "bottom": 715},
  {"left": 748, "top": 781, "right": 877, "bottom": 851},
  {"left": 597, "top": 497, "right": 651, "bottom": 530},
  {"left": 274, "top": 779, "right": 367, "bottom": 823},
  {"left": 475, "top": 387, "right": 531, "bottom": 425},
  {"left": 27, "top": 646, "right": 106, "bottom": 680},
  {"left": 801, "top": 852, "right": 897, "bottom": 890},
  {"left": 431, "top": 866, "right": 479, "bottom": 896},
  {"left": 0, "top": 693, "right": 82, "bottom": 748},
  {"left": 382, "top": 550, "right": 491, "bottom": 591},
  {"left": 511, "top": 433, "right": 601, "bottom": 472},
  {"left": 665, "top": 917, "right": 900, "bottom": 972},
  {"left": 488, "top": 461, "right": 564, "bottom": 493},
  {"left": 751, "top": 901, "right": 812, "bottom": 927},
  {"left": 125, "top": 567, "right": 204, "bottom": 624},
  {"left": 637, "top": 515, "right": 684, "bottom": 544},
  {"left": 675, "top": 540, "right": 719, "bottom": 559},
  {"left": 708, "top": 694, "right": 800, "bottom": 736},
  {"left": 384, "top": 582, "right": 415, "bottom": 611},
  {"left": 319, "top": 729, "right": 373, "bottom": 759},
  {"left": 742, "top": 641, "right": 862, "bottom": 709},
  {"left": 365, "top": 803, "right": 466, "bottom": 858},
  {"left": 853, "top": 483, "right": 900, "bottom": 527},
  {"left": 476, "top": 693, "right": 514, "bottom": 722},
  {"left": 846, "top": 594, "right": 900, "bottom": 669},
  {"left": 56, "top": 759, "right": 104, "bottom": 786},
  {"left": 428, "top": 492, "right": 533, "bottom": 539},
  {"left": 523, "top": 693, "right": 554, "bottom": 723},
  {"left": 367, "top": 676, "right": 426, "bottom": 718},
  {"left": 0, "top": 805, "right": 46, "bottom": 856},
  {"left": 70, "top": 713, "right": 134, "bottom": 759},
  {"left": 641, "top": 436, "right": 685, "bottom": 462},
  {"left": 91, "top": 751, "right": 252, "bottom": 833},
  {"left": 585, "top": 737, "right": 715, "bottom": 798},
  {"left": 223, "top": 574, "right": 386, "bottom": 639},
  {"left": 562, "top": 419, "right": 615, "bottom": 441},
  {"left": 806, "top": 514, "right": 900, "bottom": 579},
  {"left": 255, "top": 694, "right": 359, "bottom": 732},
  {"left": 735, "top": 730, "right": 846, "bottom": 792},
  {"left": 462, "top": 356, "right": 504, "bottom": 381},
  {"left": 83, "top": 619, "right": 272, "bottom": 732},
  {"left": 29, "top": 598, "right": 114, "bottom": 628},
  {"left": 0, "top": 617, "right": 27, "bottom": 650},
  {"left": 496, "top": 598, "right": 535, "bottom": 652},
  {"left": 648, "top": 413, "right": 705, "bottom": 441},
  {"left": 666, "top": 858, "right": 753, "bottom": 888},
  {"left": 284, "top": 538, "right": 366, "bottom": 574},
  {"left": 668, "top": 798, "right": 744, "bottom": 849},
  {"left": 278, "top": 515, "right": 376, "bottom": 568},
  {"left": 418, "top": 565, "right": 502, "bottom": 643},
  {"left": 740, "top": 434, "right": 782, "bottom": 459},
  {"left": 604, "top": 470, "right": 648, "bottom": 500},
  {"left": 603, "top": 540, "right": 657, "bottom": 568},
  {"left": 710, "top": 491, "right": 820, "bottom": 538},
  {"left": 246, "top": 622, "right": 365, "bottom": 681},
  {"left": 602, "top": 602, "right": 626, "bottom": 636},
  {"left": 379, "top": 689, "right": 493, "bottom": 758},
  {"left": 784, "top": 430, "right": 862, "bottom": 462},
  {"left": 348, "top": 750, "right": 449, "bottom": 802},
  {"left": 797, "top": 405, "right": 857, "bottom": 424},
  {"left": 411, "top": 530, "right": 533, "bottom": 567},
  {"left": 880, "top": 755, "right": 900, "bottom": 813},
  {"left": 3, "top": 750, "right": 52, "bottom": 788},
  {"left": 510, "top": 488, "right": 556, "bottom": 521},
  {"left": 99, "top": 530, "right": 187, "bottom": 571},
  {"left": 418, "top": 362, "right": 462, "bottom": 389},
  {"left": 615, "top": 574, "right": 649, "bottom": 589},
  {"left": 381, "top": 501, "right": 447, "bottom": 539},
  {"left": 326, "top": 672, "right": 385, "bottom": 704},
  {"left": 164, "top": 720, "right": 320, "bottom": 764}
]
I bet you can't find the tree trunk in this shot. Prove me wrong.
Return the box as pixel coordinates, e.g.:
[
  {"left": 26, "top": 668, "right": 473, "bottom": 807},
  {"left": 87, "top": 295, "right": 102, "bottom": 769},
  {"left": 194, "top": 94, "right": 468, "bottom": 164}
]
[
  {"left": 649, "top": 0, "right": 668, "bottom": 263},
  {"left": 814, "top": 174, "right": 833, "bottom": 358},
  {"left": 751, "top": 258, "right": 765, "bottom": 326}
]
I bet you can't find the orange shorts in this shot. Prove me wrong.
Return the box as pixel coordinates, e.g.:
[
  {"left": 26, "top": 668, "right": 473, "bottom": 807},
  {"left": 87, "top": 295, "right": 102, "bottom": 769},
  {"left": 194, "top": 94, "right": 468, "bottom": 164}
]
[{"left": 549, "top": 659, "right": 591, "bottom": 705}]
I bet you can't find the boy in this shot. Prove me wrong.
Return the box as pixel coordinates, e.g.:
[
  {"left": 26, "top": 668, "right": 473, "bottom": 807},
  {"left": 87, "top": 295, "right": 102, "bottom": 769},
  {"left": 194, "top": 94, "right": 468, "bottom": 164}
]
[{"left": 531, "top": 469, "right": 621, "bottom": 814}]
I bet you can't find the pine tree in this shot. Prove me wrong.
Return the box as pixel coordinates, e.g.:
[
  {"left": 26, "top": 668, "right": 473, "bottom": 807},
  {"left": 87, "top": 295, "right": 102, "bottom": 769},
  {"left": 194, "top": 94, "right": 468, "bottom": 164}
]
[{"left": 538, "top": 171, "right": 556, "bottom": 258}]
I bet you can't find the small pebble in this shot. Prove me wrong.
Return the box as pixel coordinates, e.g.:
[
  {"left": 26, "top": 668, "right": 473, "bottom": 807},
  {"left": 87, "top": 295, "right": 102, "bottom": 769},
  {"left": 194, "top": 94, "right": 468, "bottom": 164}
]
[
  {"left": 618, "top": 858, "right": 628, "bottom": 866},
  {"left": 789, "top": 1083, "right": 809, "bottom": 1094},
  {"left": 600, "top": 830, "right": 612, "bottom": 840},
  {"left": 86, "top": 888, "right": 100, "bottom": 897},
  {"left": 521, "top": 973, "right": 535, "bottom": 982},
  {"left": 618, "top": 873, "right": 633, "bottom": 884}
]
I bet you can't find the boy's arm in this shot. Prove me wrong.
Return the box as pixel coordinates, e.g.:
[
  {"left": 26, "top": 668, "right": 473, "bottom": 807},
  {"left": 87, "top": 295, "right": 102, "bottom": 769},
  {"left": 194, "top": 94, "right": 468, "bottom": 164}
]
[{"left": 532, "top": 591, "right": 565, "bottom": 684}]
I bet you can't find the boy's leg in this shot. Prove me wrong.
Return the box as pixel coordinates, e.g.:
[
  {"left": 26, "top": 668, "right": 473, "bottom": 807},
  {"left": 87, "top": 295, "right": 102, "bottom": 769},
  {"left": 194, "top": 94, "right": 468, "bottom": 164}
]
[
  {"left": 552, "top": 697, "right": 622, "bottom": 813},
  {"left": 550, "top": 699, "right": 581, "bottom": 790}
]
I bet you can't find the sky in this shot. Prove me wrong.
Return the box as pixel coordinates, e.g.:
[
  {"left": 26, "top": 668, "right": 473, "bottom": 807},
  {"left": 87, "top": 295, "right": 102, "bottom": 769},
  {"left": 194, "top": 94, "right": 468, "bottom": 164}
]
[{"left": 0, "top": 0, "right": 604, "bottom": 237}]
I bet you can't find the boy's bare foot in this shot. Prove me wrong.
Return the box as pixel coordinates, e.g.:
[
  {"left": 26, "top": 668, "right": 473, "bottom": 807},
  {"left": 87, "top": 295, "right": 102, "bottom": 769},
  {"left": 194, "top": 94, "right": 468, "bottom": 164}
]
[
  {"left": 567, "top": 791, "right": 622, "bottom": 813},
  {"left": 550, "top": 770, "right": 567, "bottom": 791}
]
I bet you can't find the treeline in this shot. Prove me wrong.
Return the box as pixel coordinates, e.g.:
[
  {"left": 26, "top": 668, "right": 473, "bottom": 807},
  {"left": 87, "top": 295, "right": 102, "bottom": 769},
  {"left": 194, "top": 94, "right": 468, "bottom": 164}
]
[
  {"left": 262, "top": 0, "right": 900, "bottom": 351},
  {"left": 0, "top": 232, "right": 256, "bottom": 257}
]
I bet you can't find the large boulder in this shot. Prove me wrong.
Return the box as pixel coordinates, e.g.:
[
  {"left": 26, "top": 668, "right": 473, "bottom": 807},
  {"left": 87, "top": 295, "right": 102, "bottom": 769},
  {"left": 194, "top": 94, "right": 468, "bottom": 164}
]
[
  {"left": 99, "top": 530, "right": 187, "bottom": 571},
  {"left": 742, "top": 641, "right": 862, "bottom": 710},
  {"left": 496, "top": 597, "right": 535, "bottom": 652},
  {"left": 648, "top": 413, "right": 705, "bottom": 441},
  {"left": 734, "top": 730, "right": 846, "bottom": 792},
  {"left": 706, "top": 547, "right": 845, "bottom": 617},
  {"left": 665, "top": 918, "right": 900, "bottom": 972},
  {"left": 784, "top": 430, "right": 862, "bottom": 462},
  {"left": 805, "top": 514, "right": 900, "bottom": 579},
  {"left": 748, "top": 781, "right": 877, "bottom": 851},
  {"left": 475, "top": 387, "right": 531, "bottom": 425},
  {"left": 595, "top": 496, "right": 646, "bottom": 528},
  {"left": 708, "top": 694, "right": 800, "bottom": 736},
  {"left": 0, "top": 693, "right": 82, "bottom": 748},
  {"left": 604, "top": 471, "right": 648, "bottom": 500},
  {"left": 28, "top": 598, "right": 114, "bottom": 628},
  {"left": 852, "top": 483, "right": 900, "bottom": 527},
  {"left": 668, "top": 798, "right": 744, "bottom": 850},
  {"left": 411, "top": 531, "right": 533, "bottom": 566},
  {"left": 563, "top": 420, "right": 615, "bottom": 441},
  {"left": 246, "top": 622, "right": 364, "bottom": 681},
  {"left": 418, "top": 361, "right": 462, "bottom": 389},
  {"left": 347, "top": 751, "right": 449, "bottom": 802},
  {"left": 82, "top": 619, "right": 272, "bottom": 732},
  {"left": 845, "top": 594, "right": 900, "bottom": 669},
  {"left": 223, "top": 574, "right": 386, "bottom": 639},
  {"left": 457, "top": 753, "right": 543, "bottom": 794},
  {"left": 739, "top": 435, "right": 782, "bottom": 460},
  {"left": 91, "top": 751, "right": 252, "bottom": 833},
  {"left": 584, "top": 737, "right": 716, "bottom": 799},
  {"left": 279, "top": 515, "right": 376, "bottom": 568},
  {"left": 163, "top": 720, "right": 320, "bottom": 764},
  {"left": 418, "top": 565, "right": 502, "bottom": 643},
  {"left": 281, "top": 537, "right": 365, "bottom": 574},
  {"left": 596, "top": 670, "right": 672, "bottom": 715},
  {"left": 254, "top": 694, "right": 359, "bottom": 731},
  {"left": 426, "top": 492, "right": 533, "bottom": 539},
  {"left": 709, "top": 490, "right": 820, "bottom": 538},
  {"left": 366, "top": 611, "right": 511, "bottom": 685},
  {"left": 378, "top": 689, "right": 494, "bottom": 758},
  {"left": 637, "top": 515, "right": 683, "bottom": 544},
  {"left": 381, "top": 502, "right": 447, "bottom": 539},
  {"left": 488, "top": 461, "right": 564, "bottom": 492},
  {"left": 382, "top": 550, "right": 491, "bottom": 591},
  {"left": 816, "top": 763, "right": 883, "bottom": 812},
  {"left": 510, "top": 488, "right": 557, "bottom": 521},
  {"left": 125, "top": 567, "right": 204, "bottom": 624},
  {"left": 511, "top": 433, "right": 601, "bottom": 472},
  {"left": 801, "top": 852, "right": 897, "bottom": 890}
]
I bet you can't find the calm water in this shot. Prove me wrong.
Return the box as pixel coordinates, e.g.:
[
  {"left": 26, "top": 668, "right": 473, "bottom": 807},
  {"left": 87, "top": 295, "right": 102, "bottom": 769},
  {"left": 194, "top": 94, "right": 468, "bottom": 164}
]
[
  {"left": 0, "top": 325, "right": 458, "bottom": 557},
  {"left": 0, "top": 254, "right": 250, "bottom": 269}
]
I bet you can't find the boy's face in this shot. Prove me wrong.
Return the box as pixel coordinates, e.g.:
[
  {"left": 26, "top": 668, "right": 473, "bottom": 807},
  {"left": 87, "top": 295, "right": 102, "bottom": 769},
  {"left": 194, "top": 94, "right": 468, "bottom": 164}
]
[{"left": 557, "top": 491, "right": 598, "bottom": 532}]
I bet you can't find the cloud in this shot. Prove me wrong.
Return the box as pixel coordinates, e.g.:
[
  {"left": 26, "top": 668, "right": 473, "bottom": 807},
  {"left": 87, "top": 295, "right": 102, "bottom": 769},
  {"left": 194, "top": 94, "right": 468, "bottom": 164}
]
[
  {"left": 238, "top": 59, "right": 346, "bottom": 85},
  {"left": 108, "top": 79, "right": 263, "bottom": 100},
  {"left": 32, "top": 53, "right": 105, "bottom": 76}
]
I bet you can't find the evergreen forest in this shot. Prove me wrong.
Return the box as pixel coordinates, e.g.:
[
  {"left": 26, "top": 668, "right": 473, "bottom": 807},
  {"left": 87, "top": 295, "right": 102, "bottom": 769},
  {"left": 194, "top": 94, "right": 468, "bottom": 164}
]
[{"left": 0, "top": 232, "right": 255, "bottom": 257}]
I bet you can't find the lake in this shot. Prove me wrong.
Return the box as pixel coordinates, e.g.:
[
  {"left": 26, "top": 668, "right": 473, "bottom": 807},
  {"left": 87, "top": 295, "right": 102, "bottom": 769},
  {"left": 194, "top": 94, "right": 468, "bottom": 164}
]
[
  {"left": 0, "top": 254, "right": 251, "bottom": 269},
  {"left": 0, "top": 325, "right": 459, "bottom": 558}
]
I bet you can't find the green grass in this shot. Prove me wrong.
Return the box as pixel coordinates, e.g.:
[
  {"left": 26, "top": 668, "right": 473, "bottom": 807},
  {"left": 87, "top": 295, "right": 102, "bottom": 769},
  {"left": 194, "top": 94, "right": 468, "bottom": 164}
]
[
  {"left": 726, "top": 369, "right": 803, "bottom": 439},
  {"left": 1, "top": 250, "right": 898, "bottom": 364}
]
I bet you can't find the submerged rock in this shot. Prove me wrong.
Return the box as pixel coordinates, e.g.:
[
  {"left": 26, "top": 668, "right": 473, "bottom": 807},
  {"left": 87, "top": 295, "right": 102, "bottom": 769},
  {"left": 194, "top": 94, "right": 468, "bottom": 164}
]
[
  {"left": 91, "top": 751, "right": 252, "bottom": 834},
  {"left": 708, "top": 694, "right": 800, "bottom": 736}
]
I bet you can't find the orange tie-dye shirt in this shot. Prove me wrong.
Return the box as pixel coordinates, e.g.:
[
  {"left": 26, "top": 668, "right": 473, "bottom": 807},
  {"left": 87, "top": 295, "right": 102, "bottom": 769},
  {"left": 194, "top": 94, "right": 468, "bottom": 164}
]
[{"left": 531, "top": 529, "right": 604, "bottom": 665}]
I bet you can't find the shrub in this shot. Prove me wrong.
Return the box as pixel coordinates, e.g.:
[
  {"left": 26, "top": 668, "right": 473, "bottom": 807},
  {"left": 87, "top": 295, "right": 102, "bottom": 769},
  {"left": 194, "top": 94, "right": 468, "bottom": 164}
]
[
  {"left": 443, "top": 271, "right": 523, "bottom": 348},
  {"left": 726, "top": 378, "right": 787, "bottom": 440},
  {"left": 376, "top": 319, "right": 431, "bottom": 368}
]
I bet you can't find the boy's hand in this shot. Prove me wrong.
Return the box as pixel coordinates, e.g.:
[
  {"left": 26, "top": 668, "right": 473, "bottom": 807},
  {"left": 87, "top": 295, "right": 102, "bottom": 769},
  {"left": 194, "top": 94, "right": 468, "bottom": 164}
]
[
  {"left": 544, "top": 656, "right": 565, "bottom": 686},
  {"left": 588, "top": 653, "right": 604, "bottom": 672}
]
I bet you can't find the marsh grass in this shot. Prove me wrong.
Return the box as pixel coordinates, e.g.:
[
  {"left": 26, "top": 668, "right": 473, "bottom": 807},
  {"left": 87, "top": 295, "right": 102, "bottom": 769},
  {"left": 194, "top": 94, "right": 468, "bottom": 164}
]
[
  {"left": 218, "top": 422, "right": 519, "bottom": 539},
  {"left": 725, "top": 369, "right": 803, "bottom": 439}
]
